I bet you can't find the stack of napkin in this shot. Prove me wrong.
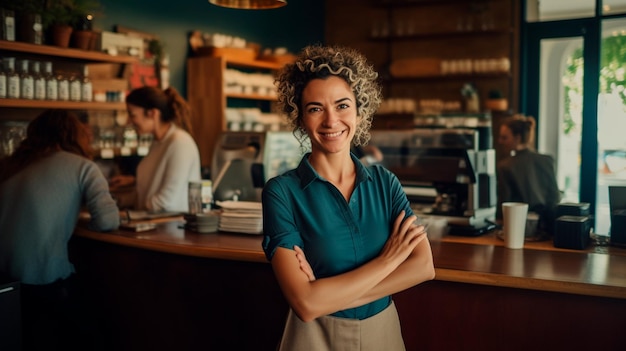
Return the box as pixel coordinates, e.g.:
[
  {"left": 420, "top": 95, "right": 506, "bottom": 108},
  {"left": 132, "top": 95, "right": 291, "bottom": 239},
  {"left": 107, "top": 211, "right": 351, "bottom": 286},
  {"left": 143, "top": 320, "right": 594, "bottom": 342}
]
[{"left": 216, "top": 201, "right": 263, "bottom": 235}]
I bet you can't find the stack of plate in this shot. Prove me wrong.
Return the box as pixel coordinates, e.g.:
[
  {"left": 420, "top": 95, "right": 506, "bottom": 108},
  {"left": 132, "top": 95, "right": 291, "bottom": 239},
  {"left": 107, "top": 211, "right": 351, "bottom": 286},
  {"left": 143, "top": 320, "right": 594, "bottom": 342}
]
[
  {"left": 184, "top": 211, "right": 220, "bottom": 233},
  {"left": 216, "top": 200, "right": 263, "bottom": 235}
]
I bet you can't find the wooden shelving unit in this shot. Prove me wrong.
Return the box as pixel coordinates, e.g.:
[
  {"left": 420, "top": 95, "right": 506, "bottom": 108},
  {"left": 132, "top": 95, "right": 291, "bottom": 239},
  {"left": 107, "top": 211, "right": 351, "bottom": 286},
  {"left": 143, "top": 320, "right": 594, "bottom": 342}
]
[
  {"left": 325, "top": 0, "right": 520, "bottom": 113},
  {"left": 186, "top": 55, "right": 285, "bottom": 167},
  {"left": 0, "top": 40, "right": 136, "bottom": 112}
]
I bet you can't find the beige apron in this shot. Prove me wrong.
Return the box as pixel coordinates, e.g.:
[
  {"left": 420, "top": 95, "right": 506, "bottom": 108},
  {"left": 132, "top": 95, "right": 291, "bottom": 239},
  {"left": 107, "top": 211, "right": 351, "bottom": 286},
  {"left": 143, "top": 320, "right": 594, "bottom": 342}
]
[{"left": 278, "top": 301, "right": 405, "bottom": 351}]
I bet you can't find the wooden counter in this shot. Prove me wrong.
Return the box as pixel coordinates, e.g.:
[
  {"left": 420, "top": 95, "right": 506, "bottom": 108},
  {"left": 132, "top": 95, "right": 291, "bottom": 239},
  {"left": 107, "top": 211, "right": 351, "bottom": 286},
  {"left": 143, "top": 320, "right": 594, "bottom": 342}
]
[
  {"left": 74, "top": 220, "right": 626, "bottom": 299},
  {"left": 71, "top": 221, "right": 626, "bottom": 350}
]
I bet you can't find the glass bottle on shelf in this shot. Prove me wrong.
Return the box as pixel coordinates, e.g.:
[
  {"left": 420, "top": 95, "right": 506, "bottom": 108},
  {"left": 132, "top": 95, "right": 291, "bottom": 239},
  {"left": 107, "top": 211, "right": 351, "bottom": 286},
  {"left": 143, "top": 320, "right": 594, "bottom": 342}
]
[
  {"left": 32, "top": 61, "right": 45, "bottom": 100},
  {"left": 0, "top": 59, "right": 6, "bottom": 98},
  {"left": 69, "top": 72, "right": 81, "bottom": 101},
  {"left": 19, "top": 60, "right": 34, "bottom": 100},
  {"left": 32, "top": 14, "right": 43, "bottom": 44},
  {"left": 1, "top": 9, "right": 15, "bottom": 41},
  {"left": 44, "top": 62, "right": 58, "bottom": 100},
  {"left": 57, "top": 71, "right": 69, "bottom": 101},
  {"left": 5, "top": 57, "right": 19, "bottom": 99},
  {"left": 81, "top": 65, "right": 92, "bottom": 102}
]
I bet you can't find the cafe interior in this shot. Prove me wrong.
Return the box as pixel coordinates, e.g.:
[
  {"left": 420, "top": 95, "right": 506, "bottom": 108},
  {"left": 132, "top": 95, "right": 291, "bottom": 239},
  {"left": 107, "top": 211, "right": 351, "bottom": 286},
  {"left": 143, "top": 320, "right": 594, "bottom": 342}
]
[{"left": 1, "top": 0, "right": 626, "bottom": 350}]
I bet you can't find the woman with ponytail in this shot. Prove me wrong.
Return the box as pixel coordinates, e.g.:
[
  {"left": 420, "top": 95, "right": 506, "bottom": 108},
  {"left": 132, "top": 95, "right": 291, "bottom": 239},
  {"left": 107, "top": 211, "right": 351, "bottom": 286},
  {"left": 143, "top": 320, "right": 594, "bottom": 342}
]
[
  {"left": 110, "top": 86, "right": 201, "bottom": 212},
  {"left": 497, "top": 115, "right": 561, "bottom": 234}
]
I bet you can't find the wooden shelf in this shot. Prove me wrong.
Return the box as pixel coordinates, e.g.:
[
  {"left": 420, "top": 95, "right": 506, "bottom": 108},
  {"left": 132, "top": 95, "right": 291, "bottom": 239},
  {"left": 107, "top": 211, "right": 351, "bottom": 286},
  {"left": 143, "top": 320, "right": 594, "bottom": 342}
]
[
  {"left": 0, "top": 99, "right": 126, "bottom": 110},
  {"left": 387, "top": 72, "right": 510, "bottom": 81},
  {"left": 226, "top": 93, "right": 278, "bottom": 101},
  {"left": 370, "top": 29, "right": 512, "bottom": 41},
  {"left": 0, "top": 40, "right": 137, "bottom": 64},
  {"left": 224, "top": 57, "right": 283, "bottom": 70}
]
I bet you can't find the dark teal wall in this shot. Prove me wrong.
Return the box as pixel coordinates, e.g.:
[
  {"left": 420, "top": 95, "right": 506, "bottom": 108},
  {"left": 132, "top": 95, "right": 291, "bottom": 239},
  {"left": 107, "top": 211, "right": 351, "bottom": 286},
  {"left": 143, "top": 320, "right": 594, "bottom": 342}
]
[{"left": 94, "top": 0, "right": 325, "bottom": 97}]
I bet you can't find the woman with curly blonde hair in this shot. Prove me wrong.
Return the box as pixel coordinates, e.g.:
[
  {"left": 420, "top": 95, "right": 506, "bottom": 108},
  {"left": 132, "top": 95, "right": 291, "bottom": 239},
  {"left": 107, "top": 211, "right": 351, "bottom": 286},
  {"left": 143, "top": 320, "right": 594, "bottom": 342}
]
[{"left": 262, "top": 45, "right": 435, "bottom": 350}]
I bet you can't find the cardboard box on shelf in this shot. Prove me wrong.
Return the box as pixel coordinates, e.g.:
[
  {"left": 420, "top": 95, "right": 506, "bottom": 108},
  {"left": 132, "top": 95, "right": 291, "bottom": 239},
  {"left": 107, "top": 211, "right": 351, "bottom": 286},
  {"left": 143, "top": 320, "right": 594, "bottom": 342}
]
[
  {"left": 87, "top": 63, "right": 127, "bottom": 79},
  {"left": 91, "top": 79, "right": 128, "bottom": 93},
  {"left": 98, "top": 31, "right": 145, "bottom": 59}
]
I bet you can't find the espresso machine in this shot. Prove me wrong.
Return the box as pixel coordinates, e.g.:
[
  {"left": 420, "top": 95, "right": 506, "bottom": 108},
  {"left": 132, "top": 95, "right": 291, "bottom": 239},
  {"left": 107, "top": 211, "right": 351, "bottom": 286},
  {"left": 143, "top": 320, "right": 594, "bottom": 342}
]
[
  {"left": 211, "top": 131, "right": 305, "bottom": 202},
  {"left": 370, "top": 114, "right": 497, "bottom": 235}
]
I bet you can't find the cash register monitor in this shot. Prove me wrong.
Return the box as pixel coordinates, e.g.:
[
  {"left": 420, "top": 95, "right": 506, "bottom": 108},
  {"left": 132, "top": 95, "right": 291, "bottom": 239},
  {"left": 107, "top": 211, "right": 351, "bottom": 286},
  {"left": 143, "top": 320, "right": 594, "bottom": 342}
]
[
  {"left": 212, "top": 158, "right": 263, "bottom": 202},
  {"left": 211, "top": 140, "right": 265, "bottom": 202}
]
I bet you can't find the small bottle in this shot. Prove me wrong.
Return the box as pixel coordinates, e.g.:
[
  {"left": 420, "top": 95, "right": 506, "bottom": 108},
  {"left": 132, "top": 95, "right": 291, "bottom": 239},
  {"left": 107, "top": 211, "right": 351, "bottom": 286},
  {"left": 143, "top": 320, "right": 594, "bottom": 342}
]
[
  {"left": 43, "top": 62, "right": 58, "bottom": 100},
  {"left": 0, "top": 59, "right": 7, "bottom": 98},
  {"left": 32, "top": 61, "right": 45, "bottom": 100},
  {"left": 33, "top": 14, "right": 43, "bottom": 45},
  {"left": 5, "top": 57, "right": 19, "bottom": 99},
  {"left": 57, "top": 72, "right": 69, "bottom": 101},
  {"left": 81, "top": 65, "right": 92, "bottom": 102},
  {"left": 1, "top": 9, "right": 15, "bottom": 41},
  {"left": 201, "top": 180, "right": 213, "bottom": 212},
  {"left": 19, "top": 60, "right": 34, "bottom": 100},
  {"left": 69, "top": 73, "right": 81, "bottom": 101}
]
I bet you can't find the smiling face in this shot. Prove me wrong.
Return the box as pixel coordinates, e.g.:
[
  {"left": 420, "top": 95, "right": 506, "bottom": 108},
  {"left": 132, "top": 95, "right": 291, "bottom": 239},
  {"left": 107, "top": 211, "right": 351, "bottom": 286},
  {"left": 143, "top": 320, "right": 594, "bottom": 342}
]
[
  {"left": 301, "top": 76, "right": 358, "bottom": 156},
  {"left": 127, "top": 103, "right": 155, "bottom": 135}
]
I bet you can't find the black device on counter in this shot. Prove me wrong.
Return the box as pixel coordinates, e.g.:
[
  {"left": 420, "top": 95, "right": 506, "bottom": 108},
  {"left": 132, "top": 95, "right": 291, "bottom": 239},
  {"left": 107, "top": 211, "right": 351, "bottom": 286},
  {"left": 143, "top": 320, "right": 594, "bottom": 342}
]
[
  {"left": 609, "top": 186, "right": 626, "bottom": 247},
  {"left": 554, "top": 215, "right": 591, "bottom": 249},
  {"left": 553, "top": 203, "right": 592, "bottom": 249}
]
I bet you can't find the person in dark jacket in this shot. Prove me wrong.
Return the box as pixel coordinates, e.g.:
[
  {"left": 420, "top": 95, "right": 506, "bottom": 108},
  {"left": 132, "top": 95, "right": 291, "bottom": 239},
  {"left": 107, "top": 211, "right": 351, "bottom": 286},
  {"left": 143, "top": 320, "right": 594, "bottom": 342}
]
[{"left": 497, "top": 115, "right": 561, "bottom": 234}]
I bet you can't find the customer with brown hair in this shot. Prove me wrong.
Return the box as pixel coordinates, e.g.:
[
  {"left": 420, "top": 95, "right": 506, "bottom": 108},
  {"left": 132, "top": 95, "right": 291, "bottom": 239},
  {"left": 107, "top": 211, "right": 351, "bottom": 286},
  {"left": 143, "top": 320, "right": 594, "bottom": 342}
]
[
  {"left": 497, "top": 114, "right": 561, "bottom": 233},
  {"left": 262, "top": 45, "right": 435, "bottom": 350},
  {"left": 109, "top": 86, "right": 201, "bottom": 212},
  {"left": 0, "top": 109, "right": 119, "bottom": 350}
]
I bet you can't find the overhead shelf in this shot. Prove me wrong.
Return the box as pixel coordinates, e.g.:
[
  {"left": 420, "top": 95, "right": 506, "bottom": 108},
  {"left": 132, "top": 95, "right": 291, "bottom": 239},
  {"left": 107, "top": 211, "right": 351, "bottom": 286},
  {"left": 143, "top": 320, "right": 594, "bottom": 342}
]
[
  {"left": 0, "top": 99, "right": 126, "bottom": 110},
  {"left": 0, "top": 40, "right": 138, "bottom": 64},
  {"left": 226, "top": 92, "right": 278, "bottom": 101},
  {"left": 370, "top": 29, "right": 512, "bottom": 41}
]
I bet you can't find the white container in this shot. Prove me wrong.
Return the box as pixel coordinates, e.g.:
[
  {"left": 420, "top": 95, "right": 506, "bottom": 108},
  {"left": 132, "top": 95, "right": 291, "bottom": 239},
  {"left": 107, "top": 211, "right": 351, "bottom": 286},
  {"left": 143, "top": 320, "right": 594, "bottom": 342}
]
[{"left": 502, "top": 202, "right": 529, "bottom": 249}]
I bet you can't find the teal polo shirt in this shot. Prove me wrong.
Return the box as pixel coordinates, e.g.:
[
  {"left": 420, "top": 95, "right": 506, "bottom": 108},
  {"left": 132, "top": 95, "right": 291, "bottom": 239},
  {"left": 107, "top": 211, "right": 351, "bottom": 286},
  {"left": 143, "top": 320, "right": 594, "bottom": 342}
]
[{"left": 262, "top": 153, "right": 414, "bottom": 320}]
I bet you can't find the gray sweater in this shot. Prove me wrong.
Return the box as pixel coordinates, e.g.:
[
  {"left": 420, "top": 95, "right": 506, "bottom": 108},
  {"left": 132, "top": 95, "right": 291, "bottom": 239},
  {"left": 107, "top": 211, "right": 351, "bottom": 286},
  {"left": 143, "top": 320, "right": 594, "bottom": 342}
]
[{"left": 0, "top": 151, "right": 119, "bottom": 285}]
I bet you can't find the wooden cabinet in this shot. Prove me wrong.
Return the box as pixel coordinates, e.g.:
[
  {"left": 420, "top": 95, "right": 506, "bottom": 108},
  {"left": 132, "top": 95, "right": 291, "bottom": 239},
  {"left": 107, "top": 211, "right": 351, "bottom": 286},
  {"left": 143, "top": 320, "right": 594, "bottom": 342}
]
[
  {"left": 325, "top": 0, "right": 520, "bottom": 114},
  {"left": 186, "top": 55, "right": 283, "bottom": 168},
  {"left": 0, "top": 40, "right": 136, "bottom": 113}
]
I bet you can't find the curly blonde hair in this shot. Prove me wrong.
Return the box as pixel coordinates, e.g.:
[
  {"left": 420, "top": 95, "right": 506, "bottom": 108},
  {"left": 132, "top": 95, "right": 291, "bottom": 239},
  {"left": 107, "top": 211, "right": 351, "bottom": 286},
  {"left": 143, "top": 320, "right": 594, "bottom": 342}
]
[{"left": 275, "top": 44, "right": 382, "bottom": 146}]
